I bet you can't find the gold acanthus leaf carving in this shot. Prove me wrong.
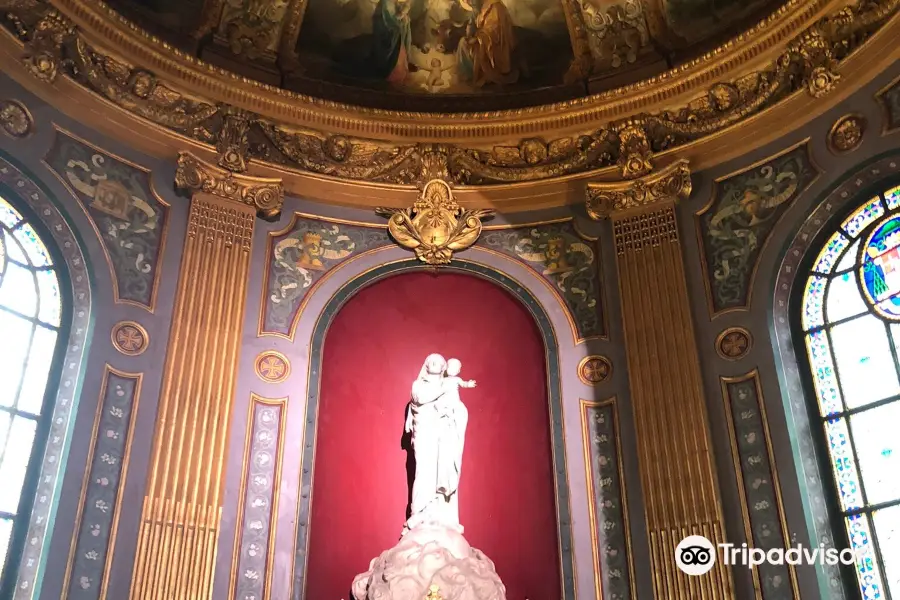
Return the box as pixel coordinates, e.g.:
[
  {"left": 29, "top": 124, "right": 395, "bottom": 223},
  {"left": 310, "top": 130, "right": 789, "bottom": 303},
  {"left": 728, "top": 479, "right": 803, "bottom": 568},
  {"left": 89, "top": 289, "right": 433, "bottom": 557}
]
[
  {"left": 174, "top": 152, "right": 284, "bottom": 219},
  {"left": 6, "top": 0, "right": 899, "bottom": 187},
  {"left": 586, "top": 159, "right": 692, "bottom": 219},
  {"left": 375, "top": 180, "right": 494, "bottom": 265}
]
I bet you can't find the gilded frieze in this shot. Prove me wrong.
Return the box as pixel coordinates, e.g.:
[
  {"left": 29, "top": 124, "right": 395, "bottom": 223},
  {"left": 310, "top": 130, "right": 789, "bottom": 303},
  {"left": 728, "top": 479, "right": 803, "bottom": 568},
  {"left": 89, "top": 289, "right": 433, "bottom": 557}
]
[
  {"left": 478, "top": 220, "right": 605, "bottom": 339},
  {"left": 4, "top": 0, "right": 897, "bottom": 187},
  {"left": 697, "top": 142, "right": 818, "bottom": 315},
  {"left": 261, "top": 216, "right": 390, "bottom": 336},
  {"left": 63, "top": 366, "right": 142, "bottom": 600},
  {"left": 721, "top": 372, "right": 798, "bottom": 600},
  {"left": 44, "top": 129, "right": 169, "bottom": 311}
]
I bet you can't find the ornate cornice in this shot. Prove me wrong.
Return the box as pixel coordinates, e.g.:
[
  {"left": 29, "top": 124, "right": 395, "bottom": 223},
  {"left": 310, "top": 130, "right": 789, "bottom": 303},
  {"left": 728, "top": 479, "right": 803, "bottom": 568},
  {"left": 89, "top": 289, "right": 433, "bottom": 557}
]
[
  {"left": 174, "top": 152, "right": 284, "bottom": 218},
  {"left": 585, "top": 160, "right": 692, "bottom": 219},
  {"left": 0, "top": 0, "right": 898, "bottom": 196}
]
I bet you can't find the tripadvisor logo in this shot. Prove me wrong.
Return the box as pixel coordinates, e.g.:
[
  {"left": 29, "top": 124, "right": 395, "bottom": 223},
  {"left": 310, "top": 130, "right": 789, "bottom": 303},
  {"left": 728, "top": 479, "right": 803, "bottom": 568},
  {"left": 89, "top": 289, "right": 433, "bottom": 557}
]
[
  {"left": 675, "top": 535, "right": 862, "bottom": 576},
  {"left": 675, "top": 535, "right": 716, "bottom": 576}
]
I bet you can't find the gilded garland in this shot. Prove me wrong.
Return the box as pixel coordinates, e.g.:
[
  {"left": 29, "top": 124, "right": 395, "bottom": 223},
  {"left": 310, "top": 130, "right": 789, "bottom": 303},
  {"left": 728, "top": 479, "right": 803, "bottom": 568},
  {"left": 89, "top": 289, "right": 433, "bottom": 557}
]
[{"left": 1, "top": 0, "right": 898, "bottom": 186}]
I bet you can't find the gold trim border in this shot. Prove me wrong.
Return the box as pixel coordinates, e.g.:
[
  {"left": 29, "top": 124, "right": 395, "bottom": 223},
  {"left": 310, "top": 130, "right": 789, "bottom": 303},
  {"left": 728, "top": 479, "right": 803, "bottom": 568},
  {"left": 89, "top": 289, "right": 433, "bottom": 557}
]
[
  {"left": 41, "top": 124, "right": 171, "bottom": 314},
  {"left": 719, "top": 369, "right": 800, "bottom": 600},
  {"left": 579, "top": 396, "right": 635, "bottom": 600},
  {"left": 111, "top": 320, "right": 150, "bottom": 357},
  {"left": 695, "top": 138, "right": 821, "bottom": 319},
  {"left": 61, "top": 364, "right": 143, "bottom": 599},
  {"left": 228, "top": 393, "right": 288, "bottom": 600}
]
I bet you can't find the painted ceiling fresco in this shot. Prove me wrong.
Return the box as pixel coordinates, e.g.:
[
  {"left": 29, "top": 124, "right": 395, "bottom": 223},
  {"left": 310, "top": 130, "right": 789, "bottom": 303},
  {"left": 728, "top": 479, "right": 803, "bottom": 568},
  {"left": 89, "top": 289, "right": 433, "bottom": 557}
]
[
  {"left": 297, "top": 0, "right": 573, "bottom": 93},
  {"left": 103, "top": 0, "right": 785, "bottom": 101}
]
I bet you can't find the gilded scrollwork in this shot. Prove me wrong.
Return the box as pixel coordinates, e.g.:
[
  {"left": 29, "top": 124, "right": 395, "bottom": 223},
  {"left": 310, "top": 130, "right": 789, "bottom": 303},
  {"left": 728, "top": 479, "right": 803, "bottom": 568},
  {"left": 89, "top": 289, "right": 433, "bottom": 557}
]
[
  {"left": 174, "top": 152, "right": 284, "bottom": 218},
  {"left": 4, "top": 0, "right": 899, "bottom": 187},
  {"left": 376, "top": 180, "right": 494, "bottom": 264},
  {"left": 586, "top": 159, "right": 691, "bottom": 219}
]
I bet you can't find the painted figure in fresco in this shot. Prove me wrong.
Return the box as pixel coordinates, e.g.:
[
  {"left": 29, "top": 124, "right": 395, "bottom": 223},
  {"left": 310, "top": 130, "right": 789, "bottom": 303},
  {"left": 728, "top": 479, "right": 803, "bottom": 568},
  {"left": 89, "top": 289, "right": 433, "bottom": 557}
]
[
  {"left": 456, "top": 0, "right": 518, "bottom": 86},
  {"left": 373, "top": 0, "right": 415, "bottom": 83},
  {"left": 403, "top": 353, "right": 473, "bottom": 535},
  {"left": 424, "top": 56, "right": 455, "bottom": 91}
]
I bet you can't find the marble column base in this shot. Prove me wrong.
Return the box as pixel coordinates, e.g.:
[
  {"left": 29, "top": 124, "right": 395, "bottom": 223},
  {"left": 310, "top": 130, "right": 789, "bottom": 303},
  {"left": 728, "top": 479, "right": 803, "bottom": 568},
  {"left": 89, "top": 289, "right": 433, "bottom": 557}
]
[{"left": 352, "top": 524, "right": 507, "bottom": 600}]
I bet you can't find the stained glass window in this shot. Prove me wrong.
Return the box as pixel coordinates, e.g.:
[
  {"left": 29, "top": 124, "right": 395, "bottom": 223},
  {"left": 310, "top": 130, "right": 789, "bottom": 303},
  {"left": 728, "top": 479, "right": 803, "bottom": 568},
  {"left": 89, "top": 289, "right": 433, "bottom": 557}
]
[
  {"left": 802, "top": 189, "right": 900, "bottom": 599},
  {"left": 0, "top": 193, "right": 63, "bottom": 589}
]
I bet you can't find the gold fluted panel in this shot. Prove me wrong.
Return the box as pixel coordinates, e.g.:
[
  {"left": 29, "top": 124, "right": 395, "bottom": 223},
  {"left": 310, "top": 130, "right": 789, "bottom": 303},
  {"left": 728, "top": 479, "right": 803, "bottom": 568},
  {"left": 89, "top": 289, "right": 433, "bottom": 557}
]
[
  {"left": 130, "top": 193, "right": 255, "bottom": 600},
  {"left": 589, "top": 165, "right": 733, "bottom": 599}
]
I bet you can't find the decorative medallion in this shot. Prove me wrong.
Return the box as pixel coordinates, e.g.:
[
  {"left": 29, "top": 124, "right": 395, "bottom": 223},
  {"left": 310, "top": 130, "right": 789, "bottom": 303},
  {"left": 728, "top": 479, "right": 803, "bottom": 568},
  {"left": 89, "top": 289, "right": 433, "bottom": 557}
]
[
  {"left": 255, "top": 350, "right": 290, "bottom": 383},
  {"left": 715, "top": 327, "right": 752, "bottom": 361},
  {"left": 425, "top": 585, "right": 443, "bottom": 600},
  {"left": 828, "top": 114, "right": 866, "bottom": 154},
  {"left": 860, "top": 214, "right": 900, "bottom": 320},
  {"left": 578, "top": 355, "right": 612, "bottom": 385},
  {"left": 376, "top": 180, "right": 494, "bottom": 265},
  {"left": 111, "top": 320, "right": 149, "bottom": 356},
  {"left": 0, "top": 100, "right": 34, "bottom": 138}
]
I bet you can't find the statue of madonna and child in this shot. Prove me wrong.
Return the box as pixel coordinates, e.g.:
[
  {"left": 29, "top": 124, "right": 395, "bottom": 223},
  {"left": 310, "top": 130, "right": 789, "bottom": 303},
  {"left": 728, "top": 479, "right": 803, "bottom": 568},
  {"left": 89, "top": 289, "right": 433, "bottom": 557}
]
[{"left": 352, "top": 353, "right": 507, "bottom": 600}]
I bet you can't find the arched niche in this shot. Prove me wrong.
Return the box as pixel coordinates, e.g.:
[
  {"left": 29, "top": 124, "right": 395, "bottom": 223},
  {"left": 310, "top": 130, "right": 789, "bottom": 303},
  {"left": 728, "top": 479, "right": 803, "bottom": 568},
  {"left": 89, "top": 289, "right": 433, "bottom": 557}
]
[
  {"left": 292, "top": 259, "right": 575, "bottom": 600},
  {"left": 305, "top": 268, "right": 562, "bottom": 600}
]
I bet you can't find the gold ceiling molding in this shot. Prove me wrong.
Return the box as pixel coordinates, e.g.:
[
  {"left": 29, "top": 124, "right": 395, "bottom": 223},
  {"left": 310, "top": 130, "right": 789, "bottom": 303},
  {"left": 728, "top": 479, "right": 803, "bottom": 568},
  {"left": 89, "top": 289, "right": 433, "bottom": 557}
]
[
  {"left": 174, "top": 152, "right": 284, "bottom": 218},
  {"left": 10, "top": 0, "right": 834, "bottom": 128},
  {"left": 0, "top": 0, "right": 898, "bottom": 199}
]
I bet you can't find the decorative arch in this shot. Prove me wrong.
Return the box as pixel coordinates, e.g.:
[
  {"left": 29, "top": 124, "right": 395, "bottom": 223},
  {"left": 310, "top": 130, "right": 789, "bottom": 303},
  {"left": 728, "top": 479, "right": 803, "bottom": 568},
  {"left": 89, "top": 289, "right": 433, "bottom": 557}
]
[
  {"left": 0, "top": 152, "right": 93, "bottom": 599},
  {"left": 288, "top": 257, "right": 577, "bottom": 600},
  {"left": 772, "top": 151, "right": 900, "bottom": 600}
]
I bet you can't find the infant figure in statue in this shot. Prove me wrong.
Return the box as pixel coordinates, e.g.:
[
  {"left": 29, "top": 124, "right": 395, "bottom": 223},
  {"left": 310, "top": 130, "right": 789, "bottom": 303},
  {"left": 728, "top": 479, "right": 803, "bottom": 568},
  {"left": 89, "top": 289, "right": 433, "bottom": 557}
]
[{"left": 435, "top": 358, "right": 475, "bottom": 499}]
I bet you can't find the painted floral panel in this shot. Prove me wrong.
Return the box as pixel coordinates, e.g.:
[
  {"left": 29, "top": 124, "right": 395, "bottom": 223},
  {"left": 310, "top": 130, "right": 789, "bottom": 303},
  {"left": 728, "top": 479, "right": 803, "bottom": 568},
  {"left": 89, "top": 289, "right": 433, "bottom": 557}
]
[
  {"left": 44, "top": 131, "right": 168, "bottom": 309},
  {"left": 263, "top": 217, "right": 389, "bottom": 334},
  {"left": 700, "top": 145, "right": 817, "bottom": 313},
  {"left": 581, "top": 400, "right": 631, "bottom": 600},
  {"left": 66, "top": 368, "right": 140, "bottom": 599},
  {"left": 234, "top": 399, "right": 285, "bottom": 600},
  {"left": 724, "top": 375, "right": 796, "bottom": 599},
  {"left": 478, "top": 221, "right": 604, "bottom": 338}
]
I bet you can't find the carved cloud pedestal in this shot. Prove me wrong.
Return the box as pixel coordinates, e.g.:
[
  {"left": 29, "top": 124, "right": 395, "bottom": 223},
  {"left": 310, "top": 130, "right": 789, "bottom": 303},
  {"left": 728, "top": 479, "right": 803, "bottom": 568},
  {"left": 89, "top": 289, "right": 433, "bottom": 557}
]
[{"left": 352, "top": 525, "right": 507, "bottom": 600}]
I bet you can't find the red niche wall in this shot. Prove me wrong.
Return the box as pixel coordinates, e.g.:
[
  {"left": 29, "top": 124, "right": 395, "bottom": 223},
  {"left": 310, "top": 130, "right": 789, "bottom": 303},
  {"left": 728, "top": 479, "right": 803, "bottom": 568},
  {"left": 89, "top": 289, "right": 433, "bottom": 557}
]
[{"left": 305, "top": 271, "right": 561, "bottom": 600}]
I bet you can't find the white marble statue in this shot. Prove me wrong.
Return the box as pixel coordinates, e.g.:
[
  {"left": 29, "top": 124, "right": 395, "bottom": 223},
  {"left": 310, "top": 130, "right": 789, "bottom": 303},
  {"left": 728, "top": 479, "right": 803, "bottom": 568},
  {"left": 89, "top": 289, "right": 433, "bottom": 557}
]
[
  {"left": 352, "top": 353, "right": 506, "bottom": 600},
  {"left": 403, "top": 354, "right": 476, "bottom": 535}
]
